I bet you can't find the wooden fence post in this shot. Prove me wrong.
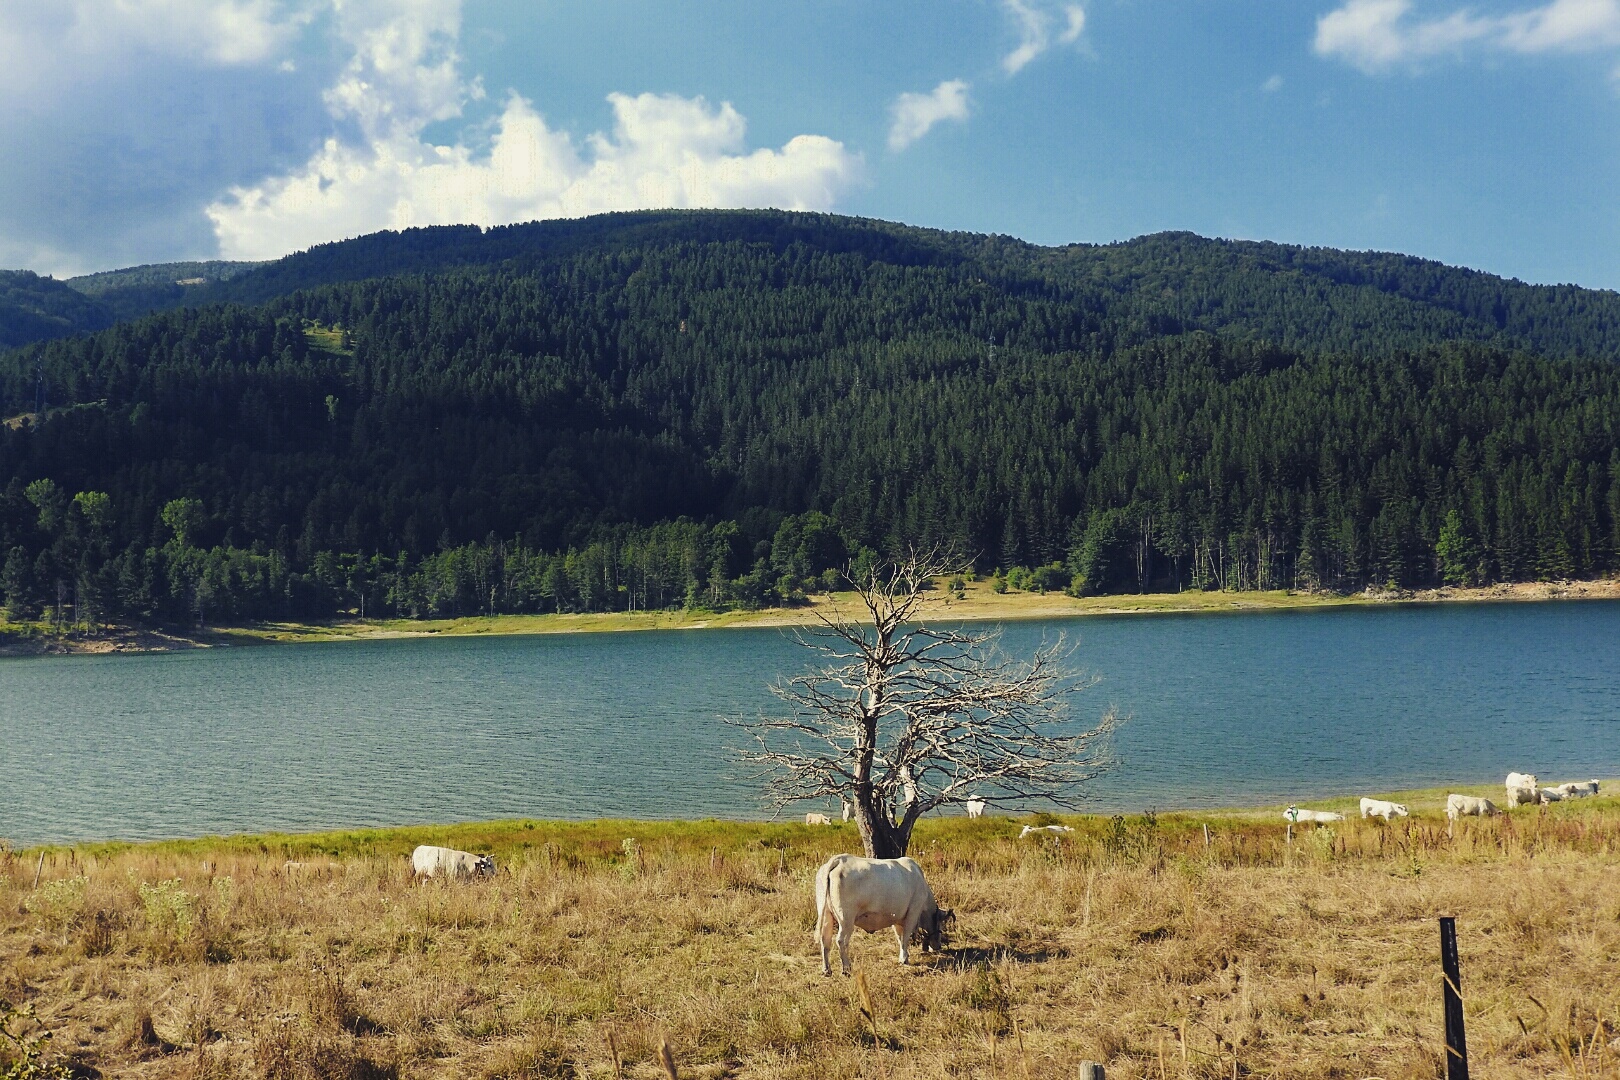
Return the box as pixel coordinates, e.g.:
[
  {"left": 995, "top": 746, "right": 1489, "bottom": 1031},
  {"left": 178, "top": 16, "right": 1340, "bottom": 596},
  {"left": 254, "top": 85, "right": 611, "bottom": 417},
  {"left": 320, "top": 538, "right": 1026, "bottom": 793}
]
[
  {"left": 1079, "top": 1063, "right": 1105, "bottom": 1080},
  {"left": 1439, "top": 916, "right": 1469, "bottom": 1080}
]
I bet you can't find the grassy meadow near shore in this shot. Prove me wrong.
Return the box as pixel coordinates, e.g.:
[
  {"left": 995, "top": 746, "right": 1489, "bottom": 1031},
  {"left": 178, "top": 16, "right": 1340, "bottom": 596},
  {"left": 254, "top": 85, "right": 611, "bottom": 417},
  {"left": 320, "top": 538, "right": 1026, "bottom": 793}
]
[
  {"left": 5, "top": 577, "right": 1618, "bottom": 655},
  {"left": 4, "top": 784, "right": 1619, "bottom": 1079}
]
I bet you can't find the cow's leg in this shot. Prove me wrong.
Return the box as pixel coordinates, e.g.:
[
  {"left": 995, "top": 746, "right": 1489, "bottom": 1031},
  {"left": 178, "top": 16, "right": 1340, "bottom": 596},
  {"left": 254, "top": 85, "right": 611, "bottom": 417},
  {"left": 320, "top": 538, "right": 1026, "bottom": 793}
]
[
  {"left": 817, "top": 905, "right": 837, "bottom": 977},
  {"left": 836, "top": 919, "right": 855, "bottom": 977},
  {"left": 894, "top": 922, "right": 911, "bottom": 965}
]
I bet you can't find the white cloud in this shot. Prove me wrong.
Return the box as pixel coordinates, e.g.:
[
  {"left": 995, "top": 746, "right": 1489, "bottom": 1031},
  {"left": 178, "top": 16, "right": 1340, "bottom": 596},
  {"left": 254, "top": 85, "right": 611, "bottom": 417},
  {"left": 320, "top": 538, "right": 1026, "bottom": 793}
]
[
  {"left": 207, "top": 3, "right": 863, "bottom": 261},
  {"left": 0, "top": 0, "right": 310, "bottom": 86},
  {"left": 1262, "top": 74, "right": 1285, "bottom": 91},
  {"left": 1315, "top": 0, "right": 1620, "bottom": 71},
  {"left": 321, "top": 0, "right": 472, "bottom": 132},
  {"left": 1060, "top": 5, "right": 1087, "bottom": 44},
  {"left": 1000, "top": 0, "right": 1086, "bottom": 74},
  {"left": 1499, "top": 0, "right": 1620, "bottom": 49},
  {"left": 888, "top": 80, "right": 971, "bottom": 151},
  {"left": 102, "top": 0, "right": 310, "bottom": 63}
]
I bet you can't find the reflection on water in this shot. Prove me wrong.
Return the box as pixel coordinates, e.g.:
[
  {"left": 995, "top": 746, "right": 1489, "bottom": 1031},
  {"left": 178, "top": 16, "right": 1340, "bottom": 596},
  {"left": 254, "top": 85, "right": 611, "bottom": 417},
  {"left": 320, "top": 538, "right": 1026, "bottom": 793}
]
[{"left": 1, "top": 601, "right": 1617, "bottom": 845}]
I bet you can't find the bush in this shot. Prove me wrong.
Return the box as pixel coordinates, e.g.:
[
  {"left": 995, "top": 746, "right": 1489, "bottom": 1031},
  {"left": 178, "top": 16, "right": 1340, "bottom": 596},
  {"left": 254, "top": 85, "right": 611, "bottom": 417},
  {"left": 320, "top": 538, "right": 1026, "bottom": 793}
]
[{"left": 24, "top": 878, "right": 85, "bottom": 932}]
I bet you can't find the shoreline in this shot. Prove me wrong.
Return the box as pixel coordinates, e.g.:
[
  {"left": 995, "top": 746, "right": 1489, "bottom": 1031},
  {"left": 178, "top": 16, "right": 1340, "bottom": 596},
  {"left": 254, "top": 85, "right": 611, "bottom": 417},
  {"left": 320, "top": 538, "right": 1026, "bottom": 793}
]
[
  {"left": 14, "top": 778, "right": 1612, "bottom": 855},
  {"left": 1, "top": 576, "right": 1617, "bottom": 656}
]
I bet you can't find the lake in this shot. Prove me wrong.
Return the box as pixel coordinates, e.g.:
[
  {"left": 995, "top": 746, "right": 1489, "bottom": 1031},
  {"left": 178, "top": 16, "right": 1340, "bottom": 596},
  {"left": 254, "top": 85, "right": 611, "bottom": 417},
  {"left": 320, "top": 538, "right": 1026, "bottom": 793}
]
[{"left": 2, "top": 601, "right": 1617, "bottom": 846}]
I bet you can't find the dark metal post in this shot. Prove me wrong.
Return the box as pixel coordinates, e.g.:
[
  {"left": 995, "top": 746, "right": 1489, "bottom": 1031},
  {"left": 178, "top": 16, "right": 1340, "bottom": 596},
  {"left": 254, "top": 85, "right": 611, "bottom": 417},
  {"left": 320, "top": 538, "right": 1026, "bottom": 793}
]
[{"left": 1439, "top": 916, "right": 1468, "bottom": 1080}]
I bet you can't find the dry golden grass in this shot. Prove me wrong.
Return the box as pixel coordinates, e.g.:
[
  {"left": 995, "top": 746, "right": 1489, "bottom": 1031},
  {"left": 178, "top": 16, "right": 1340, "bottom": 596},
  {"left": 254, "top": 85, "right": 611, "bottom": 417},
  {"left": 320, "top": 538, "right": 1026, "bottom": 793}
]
[{"left": 4, "top": 797, "right": 1620, "bottom": 1079}]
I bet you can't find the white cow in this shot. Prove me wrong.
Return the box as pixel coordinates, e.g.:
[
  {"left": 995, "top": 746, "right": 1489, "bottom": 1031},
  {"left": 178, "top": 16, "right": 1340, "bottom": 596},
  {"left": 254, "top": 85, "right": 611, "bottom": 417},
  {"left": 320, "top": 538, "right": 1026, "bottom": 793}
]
[
  {"left": 1359, "top": 798, "right": 1409, "bottom": 821},
  {"left": 1552, "top": 780, "right": 1600, "bottom": 799},
  {"left": 1505, "top": 772, "right": 1540, "bottom": 808},
  {"left": 1284, "top": 807, "right": 1346, "bottom": 824},
  {"left": 814, "top": 854, "right": 953, "bottom": 976},
  {"left": 964, "top": 799, "right": 987, "bottom": 819},
  {"left": 841, "top": 799, "right": 854, "bottom": 822},
  {"left": 1446, "top": 794, "right": 1500, "bottom": 820},
  {"left": 1019, "top": 824, "right": 1074, "bottom": 838},
  {"left": 410, "top": 845, "right": 495, "bottom": 880},
  {"left": 805, "top": 812, "right": 833, "bottom": 826}
]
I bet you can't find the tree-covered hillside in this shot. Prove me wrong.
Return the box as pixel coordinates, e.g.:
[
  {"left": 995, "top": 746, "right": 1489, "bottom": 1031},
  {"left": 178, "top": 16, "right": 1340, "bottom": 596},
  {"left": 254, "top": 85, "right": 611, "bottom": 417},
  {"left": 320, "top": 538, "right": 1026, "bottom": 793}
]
[
  {"left": 0, "top": 271, "right": 114, "bottom": 349},
  {"left": 0, "top": 262, "right": 264, "bottom": 350},
  {"left": 65, "top": 260, "right": 264, "bottom": 324},
  {"left": 1, "top": 210, "right": 1618, "bottom": 628}
]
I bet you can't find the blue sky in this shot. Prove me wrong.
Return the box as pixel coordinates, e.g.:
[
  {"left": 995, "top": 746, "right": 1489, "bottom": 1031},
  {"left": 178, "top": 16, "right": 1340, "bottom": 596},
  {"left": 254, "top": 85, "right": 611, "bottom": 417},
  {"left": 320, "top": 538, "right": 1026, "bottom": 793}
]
[{"left": 3, "top": 0, "right": 1619, "bottom": 288}]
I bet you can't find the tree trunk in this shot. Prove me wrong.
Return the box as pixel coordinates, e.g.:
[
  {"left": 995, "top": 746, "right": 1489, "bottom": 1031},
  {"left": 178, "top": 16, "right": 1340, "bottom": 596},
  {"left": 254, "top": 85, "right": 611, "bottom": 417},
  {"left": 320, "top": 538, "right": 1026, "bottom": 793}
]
[{"left": 857, "top": 803, "right": 911, "bottom": 859}]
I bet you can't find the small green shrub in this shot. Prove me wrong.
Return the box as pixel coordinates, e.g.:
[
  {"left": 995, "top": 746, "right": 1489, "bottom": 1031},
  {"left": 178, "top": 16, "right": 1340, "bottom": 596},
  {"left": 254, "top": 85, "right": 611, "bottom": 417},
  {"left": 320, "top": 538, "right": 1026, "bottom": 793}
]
[
  {"left": 24, "top": 877, "right": 86, "bottom": 932},
  {"left": 139, "top": 879, "right": 196, "bottom": 942}
]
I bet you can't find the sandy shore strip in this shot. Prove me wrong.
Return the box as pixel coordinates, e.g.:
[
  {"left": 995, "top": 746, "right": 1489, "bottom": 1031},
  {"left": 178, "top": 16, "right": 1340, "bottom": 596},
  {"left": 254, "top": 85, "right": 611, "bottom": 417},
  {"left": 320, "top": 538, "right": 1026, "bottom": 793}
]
[{"left": 3, "top": 576, "right": 1617, "bottom": 655}]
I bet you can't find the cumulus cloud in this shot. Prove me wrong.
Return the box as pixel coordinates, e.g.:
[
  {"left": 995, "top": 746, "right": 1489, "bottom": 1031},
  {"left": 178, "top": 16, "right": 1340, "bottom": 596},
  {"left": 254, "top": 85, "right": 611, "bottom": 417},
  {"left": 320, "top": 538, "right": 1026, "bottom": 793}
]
[
  {"left": 0, "top": 0, "right": 309, "bottom": 89},
  {"left": 206, "top": 2, "right": 861, "bottom": 259},
  {"left": 1000, "top": 0, "right": 1086, "bottom": 74},
  {"left": 1315, "top": 0, "right": 1620, "bottom": 71},
  {"left": 887, "top": 80, "right": 971, "bottom": 151}
]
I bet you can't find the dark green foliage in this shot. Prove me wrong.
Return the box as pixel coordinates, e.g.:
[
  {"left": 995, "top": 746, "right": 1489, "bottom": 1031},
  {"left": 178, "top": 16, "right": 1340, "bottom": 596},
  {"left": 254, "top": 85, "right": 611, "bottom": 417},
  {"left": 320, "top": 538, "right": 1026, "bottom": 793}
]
[
  {"left": 64, "top": 260, "right": 266, "bottom": 324},
  {"left": 64, "top": 260, "right": 264, "bottom": 297},
  {"left": 1, "top": 210, "right": 1618, "bottom": 628},
  {"left": 0, "top": 271, "right": 113, "bottom": 349},
  {"left": 1, "top": 263, "right": 265, "bottom": 351}
]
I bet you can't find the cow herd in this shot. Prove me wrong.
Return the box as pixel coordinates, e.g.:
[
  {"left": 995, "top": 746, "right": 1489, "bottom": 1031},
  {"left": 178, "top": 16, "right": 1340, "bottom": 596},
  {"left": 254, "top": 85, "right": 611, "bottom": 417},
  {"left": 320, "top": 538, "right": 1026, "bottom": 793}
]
[
  {"left": 1281, "top": 773, "right": 1601, "bottom": 829},
  {"left": 1448, "top": 773, "right": 1601, "bottom": 820}
]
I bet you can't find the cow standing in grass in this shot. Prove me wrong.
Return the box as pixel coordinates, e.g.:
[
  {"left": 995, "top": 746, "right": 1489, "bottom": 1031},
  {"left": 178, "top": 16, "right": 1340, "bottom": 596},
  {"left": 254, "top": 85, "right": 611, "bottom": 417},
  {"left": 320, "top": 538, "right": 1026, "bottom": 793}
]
[
  {"left": 1359, "top": 798, "right": 1408, "bottom": 821},
  {"left": 1505, "top": 772, "right": 1540, "bottom": 808},
  {"left": 410, "top": 845, "right": 495, "bottom": 880},
  {"left": 814, "top": 854, "right": 953, "bottom": 976}
]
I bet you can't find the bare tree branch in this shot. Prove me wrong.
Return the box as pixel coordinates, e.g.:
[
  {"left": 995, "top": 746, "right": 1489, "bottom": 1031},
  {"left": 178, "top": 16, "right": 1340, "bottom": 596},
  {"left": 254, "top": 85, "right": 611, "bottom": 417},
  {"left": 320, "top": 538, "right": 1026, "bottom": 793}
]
[{"left": 729, "top": 547, "right": 1117, "bottom": 858}]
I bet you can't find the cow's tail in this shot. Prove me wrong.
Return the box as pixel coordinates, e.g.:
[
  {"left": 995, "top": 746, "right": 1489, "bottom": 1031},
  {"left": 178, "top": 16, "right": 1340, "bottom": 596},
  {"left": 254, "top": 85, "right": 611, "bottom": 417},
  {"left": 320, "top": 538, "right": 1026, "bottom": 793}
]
[{"left": 814, "top": 855, "right": 846, "bottom": 947}]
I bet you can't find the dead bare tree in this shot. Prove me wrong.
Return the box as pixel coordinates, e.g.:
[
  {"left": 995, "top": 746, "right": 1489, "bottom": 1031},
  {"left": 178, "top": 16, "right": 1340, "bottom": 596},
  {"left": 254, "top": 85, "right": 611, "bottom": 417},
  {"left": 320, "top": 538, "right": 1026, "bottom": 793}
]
[{"left": 731, "top": 550, "right": 1117, "bottom": 859}]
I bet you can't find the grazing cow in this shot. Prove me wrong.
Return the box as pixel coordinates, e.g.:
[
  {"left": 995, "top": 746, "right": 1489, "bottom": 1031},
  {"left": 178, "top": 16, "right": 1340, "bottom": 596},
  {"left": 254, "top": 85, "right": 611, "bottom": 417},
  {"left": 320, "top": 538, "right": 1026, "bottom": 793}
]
[
  {"left": 410, "top": 844, "right": 495, "bottom": 881},
  {"left": 805, "top": 812, "right": 833, "bottom": 826},
  {"left": 1019, "top": 824, "right": 1074, "bottom": 838},
  {"left": 1553, "top": 780, "right": 1600, "bottom": 799},
  {"left": 1359, "top": 798, "right": 1409, "bottom": 821},
  {"left": 1446, "top": 794, "right": 1500, "bottom": 820},
  {"left": 814, "top": 854, "right": 953, "bottom": 976},
  {"left": 964, "top": 798, "right": 987, "bottom": 819},
  {"left": 1284, "top": 807, "right": 1346, "bottom": 824},
  {"left": 1505, "top": 772, "right": 1539, "bottom": 808},
  {"left": 1537, "top": 788, "right": 1564, "bottom": 804}
]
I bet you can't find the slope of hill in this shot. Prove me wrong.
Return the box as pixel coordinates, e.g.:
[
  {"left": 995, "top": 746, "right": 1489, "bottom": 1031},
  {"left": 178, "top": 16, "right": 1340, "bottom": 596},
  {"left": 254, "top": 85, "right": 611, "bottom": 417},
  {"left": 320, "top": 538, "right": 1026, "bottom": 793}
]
[
  {"left": 189, "top": 212, "right": 1620, "bottom": 361},
  {"left": 1, "top": 210, "right": 1618, "bottom": 628},
  {"left": 0, "top": 270, "right": 114, "bottom": 348},
  {"left": 0, "top": 262, "right": 266, "bottom": 349},
  {"left": 63, "top": 259, "right": 265, "bottom": 324}
]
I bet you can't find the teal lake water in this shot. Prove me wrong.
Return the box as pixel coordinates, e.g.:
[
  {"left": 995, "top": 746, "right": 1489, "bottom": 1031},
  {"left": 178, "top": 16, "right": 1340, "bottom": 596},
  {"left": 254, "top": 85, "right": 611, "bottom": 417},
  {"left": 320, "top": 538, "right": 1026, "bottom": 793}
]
[{"left": 2, "top": 601, "right": 1617, "bottom": 846}]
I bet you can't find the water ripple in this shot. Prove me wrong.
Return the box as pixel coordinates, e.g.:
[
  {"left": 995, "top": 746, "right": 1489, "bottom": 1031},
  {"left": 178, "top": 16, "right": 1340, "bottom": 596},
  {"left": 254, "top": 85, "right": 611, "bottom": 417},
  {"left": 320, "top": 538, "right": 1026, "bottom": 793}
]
[{"left": 1, "top": 602, "right": 1618, "bottom": 844}]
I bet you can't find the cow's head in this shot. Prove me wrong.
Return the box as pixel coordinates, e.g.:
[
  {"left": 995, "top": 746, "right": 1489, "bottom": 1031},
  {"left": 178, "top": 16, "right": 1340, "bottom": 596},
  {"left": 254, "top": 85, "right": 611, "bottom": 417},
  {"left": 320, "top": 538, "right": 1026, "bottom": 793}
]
[
  {"left": 476, "top": 855, "right": 496, "bottom": 876},
  {"left": 923, "top": 906, "right": 955, "bottom": 952}
]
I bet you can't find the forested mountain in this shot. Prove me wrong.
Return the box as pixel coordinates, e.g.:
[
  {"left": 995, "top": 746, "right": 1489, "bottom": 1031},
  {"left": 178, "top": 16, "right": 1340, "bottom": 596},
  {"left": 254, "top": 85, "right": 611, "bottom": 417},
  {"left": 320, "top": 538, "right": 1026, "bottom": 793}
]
[
  {"left": 0, "top": 262, "right": 262, "bottom": 350},
  {"left": 1, "top": 210, "right": 1618, "bottom": 629},
  {"left": 0, "top": 271, "right": 114, "bottom": 348},
  {"left": 65, "top": 260, "right": 264, "bottom": 324}
]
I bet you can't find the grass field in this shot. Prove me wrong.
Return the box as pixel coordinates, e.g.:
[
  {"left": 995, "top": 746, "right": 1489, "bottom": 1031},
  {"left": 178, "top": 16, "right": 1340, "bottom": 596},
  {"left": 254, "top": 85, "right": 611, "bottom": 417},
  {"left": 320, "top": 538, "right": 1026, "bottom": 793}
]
[{"left": 4, "top": 783, "right": 1618, "bottom": 1079}]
